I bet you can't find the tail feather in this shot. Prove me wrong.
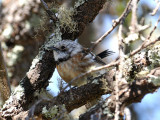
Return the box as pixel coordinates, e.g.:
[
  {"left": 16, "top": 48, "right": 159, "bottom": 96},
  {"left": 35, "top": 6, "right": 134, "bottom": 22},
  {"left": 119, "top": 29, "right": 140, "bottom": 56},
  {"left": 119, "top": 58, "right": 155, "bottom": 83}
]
[{"left": 96, "top": 49, "right": 114, "bottom": 59}]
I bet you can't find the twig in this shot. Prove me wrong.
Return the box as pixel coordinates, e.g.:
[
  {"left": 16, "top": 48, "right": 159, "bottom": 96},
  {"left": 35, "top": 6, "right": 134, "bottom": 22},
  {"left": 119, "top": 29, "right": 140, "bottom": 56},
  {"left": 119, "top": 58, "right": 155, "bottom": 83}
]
[
  {"left": 40, "top": 0, "right": 57, "bottom": 21},
  {"left": 151, "top": 0, "right": 160, "bottom": 16},
  {"left": 129, "top": 36, "right": 160, "bottom": 56},
  {"left": 147, "top": 16, "right": 160, "bottom": 40},
  {"left": 114, "top": 25, "right": 124, "bottom": 120},
  {"left": 90, "top": 0, "right": 133, "bottom": 51},
  {"left": 130, "top": 0, "right": 138, "bottom": 33},
  {"left": 114, "top": 71, "right": 120, "bottom": 120},
  {"left": 27, "top": 99, "right": 44, "bottom": 120},
  {"left": 59, "top": 60, "right": 120, "bottom": 94},
  {"left": 138, "top": 24, "right": 151, "bottom": 32},
  {"left": 130, "top": 15, "right": 160, "bottom": 56},
  {"left": 118, "top": 25, "right": 124, "bottom": 54}
]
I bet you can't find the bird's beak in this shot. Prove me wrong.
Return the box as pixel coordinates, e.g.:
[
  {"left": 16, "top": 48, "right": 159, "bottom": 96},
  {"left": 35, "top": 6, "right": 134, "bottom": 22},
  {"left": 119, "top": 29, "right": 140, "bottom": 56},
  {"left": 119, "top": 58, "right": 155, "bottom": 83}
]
[{"left": 48, "top": 46, "right": 59, "bottom": 51}]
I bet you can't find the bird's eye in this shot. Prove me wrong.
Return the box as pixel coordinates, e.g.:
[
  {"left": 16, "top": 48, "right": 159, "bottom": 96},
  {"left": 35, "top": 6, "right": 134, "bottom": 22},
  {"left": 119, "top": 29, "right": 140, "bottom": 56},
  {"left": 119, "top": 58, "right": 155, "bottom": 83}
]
[{"left": 61, "top": 46, "right": 66, "bottom": 50}]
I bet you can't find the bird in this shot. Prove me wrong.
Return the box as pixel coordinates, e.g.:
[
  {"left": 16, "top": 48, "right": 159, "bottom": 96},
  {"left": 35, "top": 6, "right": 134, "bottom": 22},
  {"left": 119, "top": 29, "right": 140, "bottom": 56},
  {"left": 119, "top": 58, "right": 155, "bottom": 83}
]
[{"left": 48, "top": 40, "right": 114, "bottom": 87}]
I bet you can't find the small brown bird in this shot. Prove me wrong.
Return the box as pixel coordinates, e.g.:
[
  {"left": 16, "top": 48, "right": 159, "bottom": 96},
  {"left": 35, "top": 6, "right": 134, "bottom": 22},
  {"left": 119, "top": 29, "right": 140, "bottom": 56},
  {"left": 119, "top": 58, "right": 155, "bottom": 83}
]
[{"left": 49, "top": 40, "right": 113, "bottom": 86}]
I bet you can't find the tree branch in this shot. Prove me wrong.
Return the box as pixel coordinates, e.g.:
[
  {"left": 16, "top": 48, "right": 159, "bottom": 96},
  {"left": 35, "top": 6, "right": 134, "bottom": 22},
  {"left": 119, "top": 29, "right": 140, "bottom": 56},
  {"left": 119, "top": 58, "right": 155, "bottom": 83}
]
[
  {"left": 62, "top": 0, "right": 107, "bottom": 40},
  {"left": 80, "top": 67, "right": 160, "bottom": 120},
  {"left": 90, "top": 0, "right": 134, "bottom": 50}
]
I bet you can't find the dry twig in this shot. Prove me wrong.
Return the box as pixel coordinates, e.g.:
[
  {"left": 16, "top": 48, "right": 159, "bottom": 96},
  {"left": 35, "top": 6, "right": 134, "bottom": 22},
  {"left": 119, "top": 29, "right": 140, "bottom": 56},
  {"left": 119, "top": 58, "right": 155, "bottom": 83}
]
[
  {"left": 40, "top": 0, "right": 57, "bottom": 21},
  {"left": 130, "top": 36, "right": 160, "bottom": 56},
  {"left": 90, "top": 0, "right": 134, "bottom": 50},
  {"left": 130, "top": 14, "right": 160, "bottom": 56},
  {"left": 130, "top": 0, "right": 138, "bottom": 33},
  {"left": 147, "top": 16, "right": 160, "bottom": 40},
  {"left": 151, "top": 0, "right": 160, "bottom": 16}
]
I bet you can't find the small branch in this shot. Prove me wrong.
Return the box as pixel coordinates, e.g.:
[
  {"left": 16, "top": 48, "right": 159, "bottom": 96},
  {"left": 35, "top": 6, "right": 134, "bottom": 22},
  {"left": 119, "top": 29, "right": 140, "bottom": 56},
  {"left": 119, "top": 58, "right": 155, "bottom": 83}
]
[
  {"left": 114, "top": 70, "right": 120, "bottom": 120},
  {"left": 27, "top": 99, "right": 45, "bottom": 119},
  {"left": 118, "top": 25, "right": 124, "bottom": 55},
  {"left": 40, "top": 0, "right": 57, "bottom": 21},
  {"left": 150, "top": 0, "right": 160, "bottom": 16},
  {"left": 129, "top": 16, "right": 160, "bottom": 56},
  {"left": 138, "top": 24, "right": 151, "bottom": 32},
  {"left": 147, "top": 16, "right": 160, "bottom": 40},
  {"left": 130, "top": 0, "right": 138, "bottom": 33},
  {"left": 90, "top": 0, "right": 134, "bottom": 50},
  {"left": 130, "top": 36, "right": 160, "bottom": 56}
]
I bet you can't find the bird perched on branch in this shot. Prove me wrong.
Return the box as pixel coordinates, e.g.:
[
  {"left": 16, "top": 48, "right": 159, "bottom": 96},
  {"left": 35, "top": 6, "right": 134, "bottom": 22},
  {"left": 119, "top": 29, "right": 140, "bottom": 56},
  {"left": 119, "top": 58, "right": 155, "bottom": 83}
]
[{"left": 49, "top": 40, "right": 114, "bottom": 87}]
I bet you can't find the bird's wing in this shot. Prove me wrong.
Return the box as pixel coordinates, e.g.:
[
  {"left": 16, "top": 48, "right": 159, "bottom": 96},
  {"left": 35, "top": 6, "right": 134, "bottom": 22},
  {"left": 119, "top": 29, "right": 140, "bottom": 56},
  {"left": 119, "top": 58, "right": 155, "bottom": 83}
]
[{"left": 81, "top": 48, "right": 114, "bottom": 65}]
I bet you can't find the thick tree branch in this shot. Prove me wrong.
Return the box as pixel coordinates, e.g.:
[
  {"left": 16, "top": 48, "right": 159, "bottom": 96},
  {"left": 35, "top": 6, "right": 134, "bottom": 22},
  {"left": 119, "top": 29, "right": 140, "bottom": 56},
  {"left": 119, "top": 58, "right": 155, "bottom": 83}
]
[
  {"left": 33, "top": 77, "right": 112, "bottom": 116},
  {"left": 62, "top": 0, "right": 107, "bottom": 40}
]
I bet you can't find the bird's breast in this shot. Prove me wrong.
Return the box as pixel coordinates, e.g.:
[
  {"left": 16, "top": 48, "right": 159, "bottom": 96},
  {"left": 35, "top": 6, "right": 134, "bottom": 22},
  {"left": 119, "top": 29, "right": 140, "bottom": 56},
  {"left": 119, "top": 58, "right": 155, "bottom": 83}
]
[{"left": 56, "top": 53, "right": 96, "bottom": 86}]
